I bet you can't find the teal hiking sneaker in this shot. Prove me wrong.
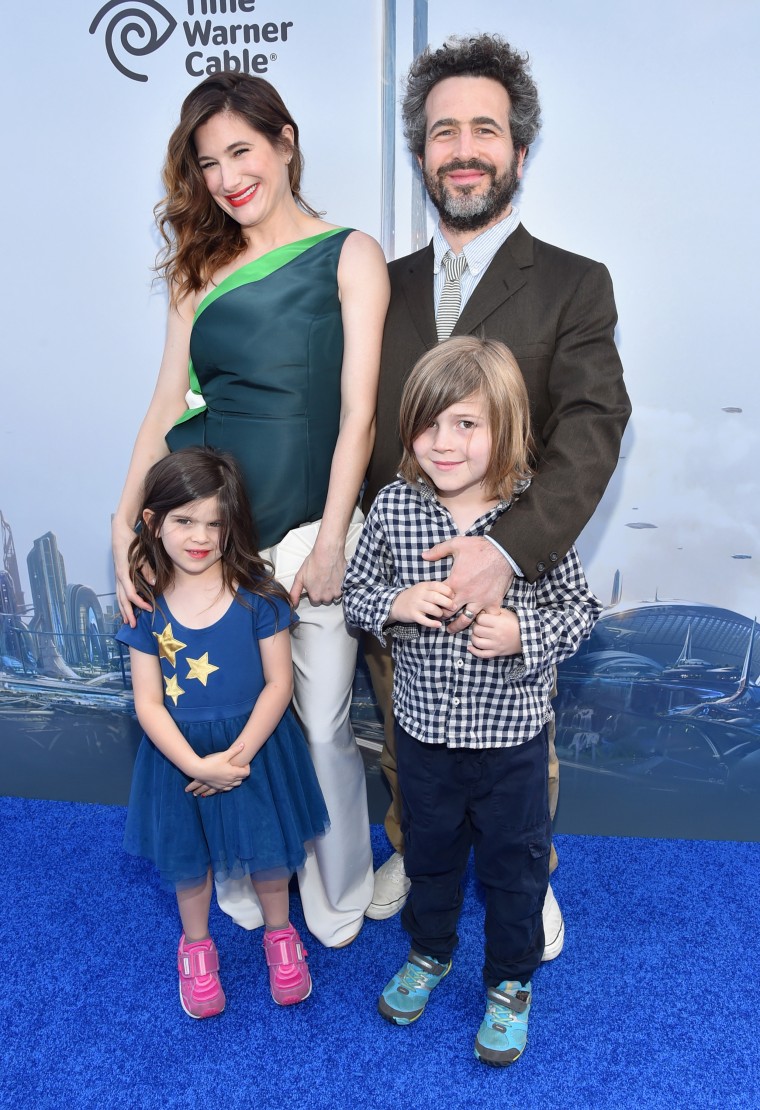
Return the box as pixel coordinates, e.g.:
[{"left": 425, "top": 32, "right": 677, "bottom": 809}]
[
  {"left": 474, "top": 980, "right": 532, "bottom": 1066},
  {"left": 378, "top": 950, "right": 452, "bottom": 1025}
]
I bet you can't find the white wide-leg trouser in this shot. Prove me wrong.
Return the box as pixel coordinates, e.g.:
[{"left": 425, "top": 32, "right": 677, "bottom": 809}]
[{"left": 215, "top": 509, "right": 374, "bottom": 947}]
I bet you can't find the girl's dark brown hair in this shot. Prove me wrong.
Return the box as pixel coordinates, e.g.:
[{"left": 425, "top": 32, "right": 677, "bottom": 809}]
[
  {"left": 399, "top": 336, "right": 535, "bottom": 502},
  {"left": 155, "top": 71, "right": 319, "bottom": 303},
  {"left": 128, "top": 446, "right": 291, "bottom": 617}
]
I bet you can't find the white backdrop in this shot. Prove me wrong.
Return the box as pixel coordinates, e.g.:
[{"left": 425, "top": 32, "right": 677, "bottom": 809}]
[{"left": 1, "top": 0, "right": 758, "bottom": 619}]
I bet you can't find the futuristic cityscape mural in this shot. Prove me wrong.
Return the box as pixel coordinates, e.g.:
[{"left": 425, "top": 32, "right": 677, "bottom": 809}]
[
  {"left": 1, "top": 507, "right": 758, "bottom": 839},
  {"left": 551, "top": 603, "right": 760, "bottom": 839}
]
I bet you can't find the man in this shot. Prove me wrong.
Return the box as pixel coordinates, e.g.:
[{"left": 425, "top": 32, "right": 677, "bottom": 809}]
[{"left": 362, "top": 34, "right": 631, "bottom": 962}]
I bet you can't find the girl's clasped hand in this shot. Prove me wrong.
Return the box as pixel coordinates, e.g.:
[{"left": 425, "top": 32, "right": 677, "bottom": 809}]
[{"left": 185, "top": 740, "right": 250, "bottom": 796}]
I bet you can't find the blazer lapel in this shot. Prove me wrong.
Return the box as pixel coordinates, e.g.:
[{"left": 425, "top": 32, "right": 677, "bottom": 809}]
[
  {"left": 453, "top": 223, "right": 534, "bottom": 336},
  {"left": 397, "top": 245, "right": 438, "bottom": 350}
]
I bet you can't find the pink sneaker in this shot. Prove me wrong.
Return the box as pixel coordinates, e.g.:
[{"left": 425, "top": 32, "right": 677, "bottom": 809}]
[
  {"left": 177, "top": 935, "right": 226, "bottom": 1019},
  {"left": 263, "top": 925, "right": 312, "bottom": 1005}
]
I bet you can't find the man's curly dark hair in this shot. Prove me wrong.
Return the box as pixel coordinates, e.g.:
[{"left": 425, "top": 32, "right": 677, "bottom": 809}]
[{"left": 402, "top": 34, "right": 541, "bottom": 158}]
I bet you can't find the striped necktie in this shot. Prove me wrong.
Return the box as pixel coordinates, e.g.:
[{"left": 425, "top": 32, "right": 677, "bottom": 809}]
[{"left": 436, "top": 251, "right": 468, "bottom": 341}]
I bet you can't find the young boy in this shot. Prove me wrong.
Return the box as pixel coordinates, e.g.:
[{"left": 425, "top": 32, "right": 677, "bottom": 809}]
[{"left": 343, "top": 337, "right": 601, "bottom": 1065}]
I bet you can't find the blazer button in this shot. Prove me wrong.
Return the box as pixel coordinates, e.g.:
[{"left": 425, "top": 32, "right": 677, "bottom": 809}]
[
  {"left": 536, "top": 561, "right": 546, "bottom": 573},
  {"left": 549, "top": 552, "right": 559, "bottom": 562}
]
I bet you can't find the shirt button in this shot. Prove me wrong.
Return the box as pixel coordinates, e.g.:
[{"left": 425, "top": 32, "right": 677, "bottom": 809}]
[
  {"left": 453, "top": 698, "right": 460, "bottom": 706},
  {"left": 455, "top": 659, "right": 464, "bottom": 668}
]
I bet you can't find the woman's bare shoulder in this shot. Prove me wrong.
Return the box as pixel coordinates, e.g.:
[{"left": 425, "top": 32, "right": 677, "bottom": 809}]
[{"left": 338, "top": 228, "right": 388, "bottom": 273}]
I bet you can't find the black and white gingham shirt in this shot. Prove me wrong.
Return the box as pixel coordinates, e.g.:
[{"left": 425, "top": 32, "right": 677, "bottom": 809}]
[{"left": 343, "top": 479, "right": 601, "bottom": 749}]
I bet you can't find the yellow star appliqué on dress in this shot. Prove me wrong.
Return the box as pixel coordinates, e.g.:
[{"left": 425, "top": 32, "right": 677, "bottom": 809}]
[
  {"left": 153, "top": 623, "right": 187, "bottom": 667},
  {"left": 164, "top": 674, "right": 185, "bottom": 706},
  {"left": 186, "top": 653, "right": 219, "bottom": 686}
]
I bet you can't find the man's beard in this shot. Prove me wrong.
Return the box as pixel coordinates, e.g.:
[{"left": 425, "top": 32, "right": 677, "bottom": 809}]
[{"left": 423, "top": 154, "right": 521, "bottom": 233}]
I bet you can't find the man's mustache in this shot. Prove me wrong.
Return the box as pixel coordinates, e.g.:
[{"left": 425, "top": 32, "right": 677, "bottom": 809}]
[{"left": 436, "top": 158, "right": 496, "bottom": 178}]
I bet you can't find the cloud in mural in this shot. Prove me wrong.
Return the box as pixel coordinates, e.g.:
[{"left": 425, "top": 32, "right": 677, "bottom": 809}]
[
  {"left": 608, "top": 404, "right": 759, "bottom": 611},
  {"left": 89, "top": 0, "right": 177, "bottom": 82}
]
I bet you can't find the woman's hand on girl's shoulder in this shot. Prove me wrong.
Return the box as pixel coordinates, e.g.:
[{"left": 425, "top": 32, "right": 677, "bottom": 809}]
[{"left": 112, "top": 516, "right": 154, "bottom": 627}]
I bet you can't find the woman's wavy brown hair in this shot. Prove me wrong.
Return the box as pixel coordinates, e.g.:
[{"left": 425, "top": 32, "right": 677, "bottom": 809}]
[
  {"left": 155, "top": 71, "right": 318, "bottom": 303},
  {"left": 128, "top": 446, "right": 292, "bottom": 621}
]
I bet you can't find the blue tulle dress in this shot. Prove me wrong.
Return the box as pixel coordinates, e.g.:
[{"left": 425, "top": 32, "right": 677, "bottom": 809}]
[{"left": 116, "top": 590, "right": 329, "bottom": 891}]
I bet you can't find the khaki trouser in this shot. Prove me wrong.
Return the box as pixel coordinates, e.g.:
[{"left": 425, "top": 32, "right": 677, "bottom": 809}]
[{"left": 362, "top": 631, "right": 560, "bottom": 875}]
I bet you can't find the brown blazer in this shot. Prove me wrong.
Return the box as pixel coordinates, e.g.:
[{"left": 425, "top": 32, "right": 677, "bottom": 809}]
[{"left": 364, "top": 223, "right": 631, "bottom": 583}]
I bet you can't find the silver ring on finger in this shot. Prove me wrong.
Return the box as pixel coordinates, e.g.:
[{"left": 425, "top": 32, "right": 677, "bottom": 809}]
[{"left": 463, "top": 608, "right": 476, "bottom": 620}]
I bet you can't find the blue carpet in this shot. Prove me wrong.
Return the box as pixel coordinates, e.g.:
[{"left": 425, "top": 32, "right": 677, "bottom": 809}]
[{"left": 1, "top": 795, "right": 758, "bottom": 1109}]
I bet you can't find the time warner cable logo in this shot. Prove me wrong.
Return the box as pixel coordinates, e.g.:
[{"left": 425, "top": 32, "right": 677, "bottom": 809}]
[
  {"left": 91, "top": 0, "right": 290, "bottom": 82},
  {"left": 90, "top": 0, "right": 177, "bottom": 82}
]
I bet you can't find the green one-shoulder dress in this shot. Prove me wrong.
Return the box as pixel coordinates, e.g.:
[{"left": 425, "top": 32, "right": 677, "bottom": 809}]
[{"left": 167, "top": 228, "right": 351, "bottom": 550}]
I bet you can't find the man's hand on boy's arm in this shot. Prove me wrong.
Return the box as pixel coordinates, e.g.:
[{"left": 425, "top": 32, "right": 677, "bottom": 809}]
[
  {"left": 388, "top": 582, "right": 455, "bottom": 628},
  {"left": 422, "top": 537, "right": 514, "bottom": 633},
  {"left": 468, "top": 607, "right": 522, "bottom": 659}
]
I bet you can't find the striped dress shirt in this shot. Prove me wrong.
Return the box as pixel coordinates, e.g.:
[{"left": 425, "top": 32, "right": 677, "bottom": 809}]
[{"left": 433, "top": 206, "right": 522, "bottom": 316}]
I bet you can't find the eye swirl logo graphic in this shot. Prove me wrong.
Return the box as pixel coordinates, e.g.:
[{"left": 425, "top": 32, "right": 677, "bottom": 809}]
[{"left": 89, "top": 0, "right": 177, "bottom": 82}]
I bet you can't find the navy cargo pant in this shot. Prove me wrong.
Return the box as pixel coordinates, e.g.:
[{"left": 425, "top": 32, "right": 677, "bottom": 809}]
[{"left": 397, "top": 723, "right": 551, "bottom": 988}]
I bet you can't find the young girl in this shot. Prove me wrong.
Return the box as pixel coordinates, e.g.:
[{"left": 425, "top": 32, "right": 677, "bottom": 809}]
[
  {"left": 117, "top": 446, "right": 328, "bottom": 1018},
  {"left": 343, "top": 337, "right": 602, "bottom": 1067}
]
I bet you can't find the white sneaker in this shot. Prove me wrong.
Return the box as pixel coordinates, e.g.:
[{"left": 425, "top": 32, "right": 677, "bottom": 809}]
[
  {"left": 365, "top": 852, "right": 411, "bottom": 921},
  {"left": 541, "top": 882, "right": 565, "bottom": 961}
]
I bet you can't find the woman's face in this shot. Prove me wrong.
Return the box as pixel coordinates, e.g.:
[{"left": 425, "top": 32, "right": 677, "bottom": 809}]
[{"left": 194, "top": 111, "right": 294, "bottom": 233}]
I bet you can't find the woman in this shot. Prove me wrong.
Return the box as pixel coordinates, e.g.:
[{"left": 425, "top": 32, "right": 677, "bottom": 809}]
[{"left": 113, "top": 71, "right": 389, "bottom": 948}]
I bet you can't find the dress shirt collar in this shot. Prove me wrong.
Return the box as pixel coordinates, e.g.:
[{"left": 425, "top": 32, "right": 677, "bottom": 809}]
[{"left": 433, "top": 206, "right": 521, "bottom": 275}]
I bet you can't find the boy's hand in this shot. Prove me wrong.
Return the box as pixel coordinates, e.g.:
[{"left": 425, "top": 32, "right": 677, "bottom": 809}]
[
  {"left": 388, "top": 582, "right": 455, "bottom": 628},
  {"left": 468, "top": 607, "right": 522, "bottom": 658}
]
